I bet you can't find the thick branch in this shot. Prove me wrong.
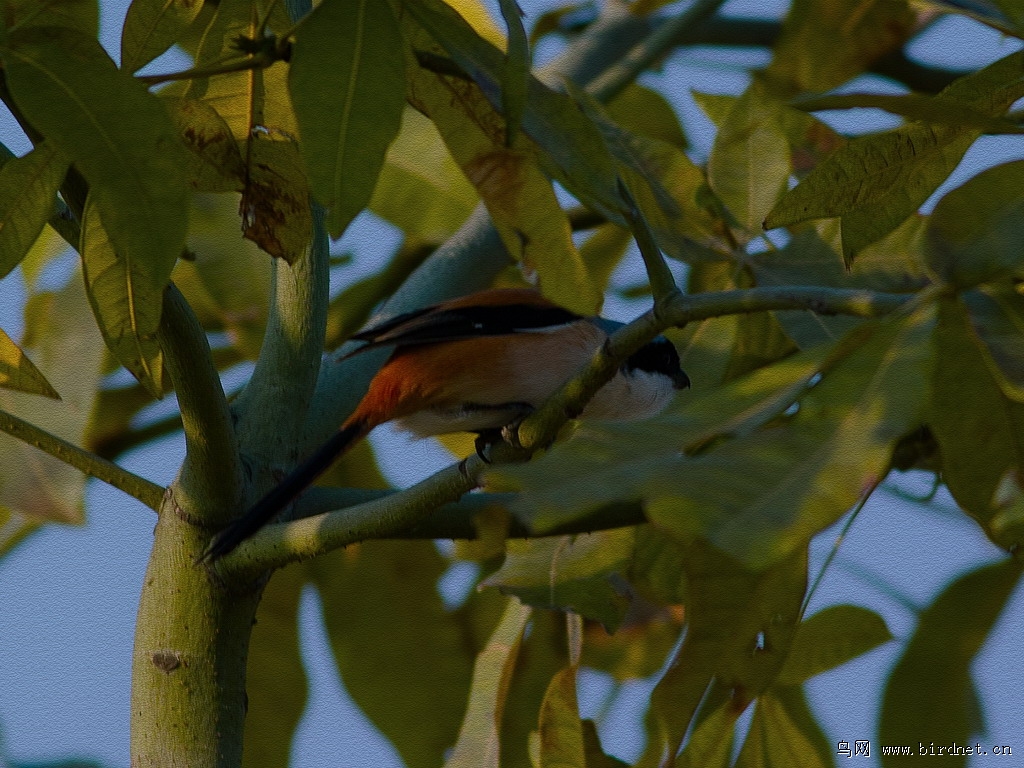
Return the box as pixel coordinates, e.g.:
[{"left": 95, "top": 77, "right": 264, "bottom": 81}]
[
  {"left": 235, "top": 207, "right": 330, "bottom": 467},
  {"left": 0, "top": 408, "right": 164, "bottom": 510},
  {"left": 158, "top": 282, "right": 242, "bottom": 518}
]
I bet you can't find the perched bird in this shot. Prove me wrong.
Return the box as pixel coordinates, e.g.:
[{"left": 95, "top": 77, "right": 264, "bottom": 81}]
[{"left": 204, "top": 288, "right": 688, "bottom": 560}]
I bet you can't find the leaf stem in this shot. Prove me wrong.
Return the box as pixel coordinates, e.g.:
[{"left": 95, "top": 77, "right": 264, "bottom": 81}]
[
  {"left": 618, "top": 179, "right": 677, "bottom": 302},
  {"left": 0, "top": 408, "right": 164, "bottom": 510},
  {"left": 136, "top": 50, "right": 283, "bottom": 86}
]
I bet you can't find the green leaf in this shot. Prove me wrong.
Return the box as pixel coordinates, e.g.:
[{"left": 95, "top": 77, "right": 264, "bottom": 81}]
[
  {"left": 652, "top": 544, "right": 806, "bottom": 761},
  {"left": 0, "top": 274, "right": 107, "bottom": 525},
  {"left": 162, "top": 96, "right": 246, "bottom": 193},
  {"left": 401, "top": 0, "right": 624, "bottom": 221},
  {"left": 580, "top": 587, "right": 683, "bottom": 680},
  {"left": 708, "top": 80, "right": 791, "bottom": 237},
  {"left": 313, "top": 540, "right": 475, "bottom": 768},
  {"left": 930, "top": 296, "right": 1024, "bottom": 528},
  {"left": 792, "top": 92, "right": 1024, "bottom": 133},
  {"left": 650, "top": 306, "right": 935, "bottom": 568},
  {"left": 185, "top": 0, "right": 303, "bottom": 260},
  {"left": 675, "top": 702, "right": 737, "bottom": 768},
  {"left": 500, "top": 308, "right": 934, "bottom": 570},
  {"left": 187, "top": 0, "right": 297, "bottom": 139},
  {"left": 766, "top": 50, "right": 1024, "bottom": 264},
  {"left": 243, "top": 561, "right": 308, "bottom": 768},
  {"left": 3, "top": 25, "right": 189, "bottom": 281},
  {"left": 987, "top": 476, "right": 1024, "bottom": 550},
  {"left": 734, "top": 687, "right": 832, "bottom": 768},
  {"left": 765, "top": 0, "right": 916, "bottom": 94},
  {"left": 369, "top": 107, "right": 478, "bottom": 241},
  {"left": 565, "top": 84, "right": 728, "bottom": 262},
  {"left": 121, "top": 0, "right": 206, "bottom": 73},
  {"left": 880, "top": 559, "right": 1023, "bottom": 768},
  {"left": 405, "top": 45, "right": 599, "bottom": 313},
  {"left": 289, "top": 0, "right": 405, "bottom": 238},
  {"left": 776, "top": 605, "right": 891, "bottom": 685},
  {"left": 752, "top": 217, "right": 931, "bottom": 295},
  {"left": 482, "top": 530, "right": 635, "bottom": 632},
  {"left": 80, "top": 195, "right": 165, "bottom": 397},
  {"left": 3, "top": 0, "right": 99, "bottom": 36},
  {"left": 445, "top": 597, "right": 532, "bottom": 768},
  {"left": 0, "top": 325, "right": 59, "bottom": 399},
  {"left": 537, "top": 666, "right": 585, "bottom": 768},
  {"left": 502, "top": 608, "right": 570, "bottom": 768},
  {"left": 0, "top": 141, "right": 70, "bottom": 280},
  {"left": 581, "top": 720, "right": 629, "bottom": 768},
  {"left": 961, "top": 286, "right": 1024, "bottom": 401},
  {"left": 692, "top": 90, "right": 736, "bottom": 128},
  {"left": 777, "top": 106, "right": 846, "bottom": 179},
  {"left": 925, "top": 160, "right": 1024, "bottom": 287},
  {"left": 766, "top": 123, "right": 976, "bottom": 264},
  {"left": 723, "top": 309, "right": 798, "bottom": 380},
  {"left": 607, "top": 84, "right": 688, "bottom": 150},
  {"left": 991, "top": 0, "right": 1024, "bottom": 29},
  {"left": 20, "top": 225, "right": 74, "bottom": 290},
  {"left": 0, "top": 505, "right": 37, "bottom": 558},
  {"left": 489, "top": 346, "right": 831, "bottom": 533},
  {"left": 577, "top": 223, "right": 631, "bottom": 297}
]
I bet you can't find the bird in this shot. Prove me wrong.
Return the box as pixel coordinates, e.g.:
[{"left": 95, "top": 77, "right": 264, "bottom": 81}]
[{"left": 203, "top": 288, "right": 689, "bottom": 560}]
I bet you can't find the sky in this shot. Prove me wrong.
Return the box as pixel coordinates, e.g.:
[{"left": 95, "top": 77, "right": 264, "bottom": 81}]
[{"left": 1, "top": 1, "right": 1023, "bottom": 767}]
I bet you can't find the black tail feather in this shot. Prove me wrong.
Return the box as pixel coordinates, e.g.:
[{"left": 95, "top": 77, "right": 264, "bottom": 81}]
[{"left": 202, "top": 422, "right": 368, "bottom": 561}]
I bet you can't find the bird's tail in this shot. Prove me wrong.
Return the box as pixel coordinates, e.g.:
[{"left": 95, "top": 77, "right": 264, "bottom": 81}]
[{"left": 202, "top": 420, "right": 370, "bottom": 561}]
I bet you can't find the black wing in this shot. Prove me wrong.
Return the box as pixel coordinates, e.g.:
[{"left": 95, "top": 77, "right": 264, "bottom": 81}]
[{"left": 343, "top": 303, "right": 582, "bottom": 357}]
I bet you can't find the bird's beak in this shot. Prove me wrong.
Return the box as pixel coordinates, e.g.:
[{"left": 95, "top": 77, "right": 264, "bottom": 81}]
[{"left": 673, "top": 370, "right": 691, "bottom": 390}]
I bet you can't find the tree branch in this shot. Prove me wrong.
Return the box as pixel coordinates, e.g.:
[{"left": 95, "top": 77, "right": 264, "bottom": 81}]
[
  {"left": 673, "top": 17, "right": 968, "bottom": 94},
  {"left": 0, "top": 408, "right": 164, "bottom": 510},
  {"left": 666, "top": 284, "right": 912, "bottom": 321},
  {"left": 215, "top": 454, "right": 489, "bottom": 580},
  {"left": 234, "top": 207, "right": 330, "bottom": 468},
  {"left": 158, "top": 282, "right": 242, "bottom": 518},
  {"left": 586, "top": 0, "right": 730, "bottom": 102},
  {"left": 136, "top": 50, "right": 284, "bottom": 87},
  {"left": 294, "top": 486, "right": 644, "bottom": 539}
]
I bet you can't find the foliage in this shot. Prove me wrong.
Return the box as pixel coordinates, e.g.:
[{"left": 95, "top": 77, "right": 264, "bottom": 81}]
[{"left": 0, "top": 0, "right": 1022, "bottom": 766}]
